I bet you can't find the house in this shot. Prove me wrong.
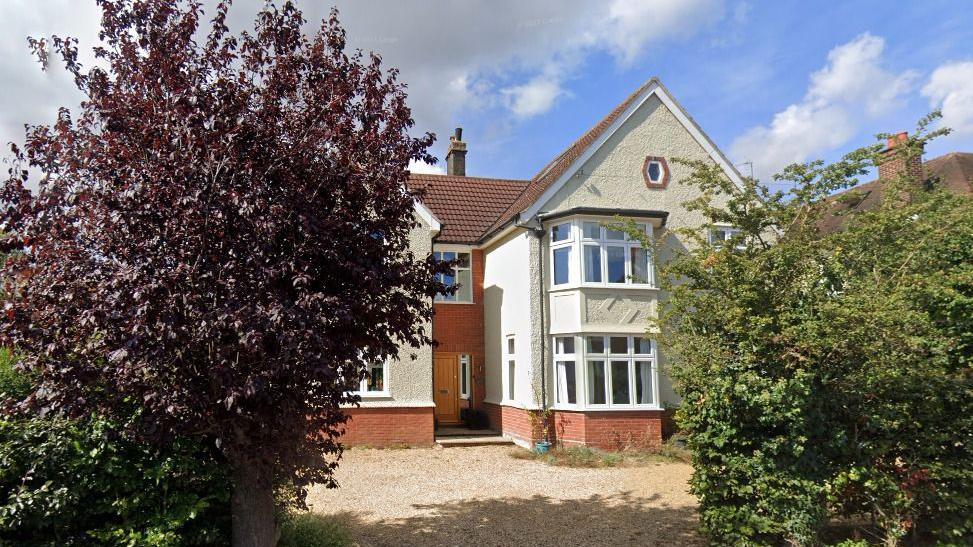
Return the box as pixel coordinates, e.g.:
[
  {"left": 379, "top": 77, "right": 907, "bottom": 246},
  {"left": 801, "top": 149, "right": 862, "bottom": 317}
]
[
  {"left": 818, "top": 133, "right": 973, "bottom": 234},
  {"left": 339, "top": 77, "right": 742, "bottom": 450}
]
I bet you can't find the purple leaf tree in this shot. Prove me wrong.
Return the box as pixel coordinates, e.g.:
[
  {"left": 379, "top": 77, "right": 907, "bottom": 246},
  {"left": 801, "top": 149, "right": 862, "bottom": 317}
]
[{"left": 0, "top": 1, "right": 447, "bottom": 545}]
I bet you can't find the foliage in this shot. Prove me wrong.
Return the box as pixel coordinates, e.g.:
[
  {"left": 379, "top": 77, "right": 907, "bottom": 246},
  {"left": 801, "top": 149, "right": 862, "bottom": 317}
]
[
  {"left": 0, "top": 358, "right": 231, "bottom": 546},
  {"left": 278, "top": 513, "right": 351, "bottom": 547},
  {"left": 0, "top": 0, "right": 449, "bottom": 541},
  {"left": 651, "top": 114, "right": 973, "bottom": 545}
]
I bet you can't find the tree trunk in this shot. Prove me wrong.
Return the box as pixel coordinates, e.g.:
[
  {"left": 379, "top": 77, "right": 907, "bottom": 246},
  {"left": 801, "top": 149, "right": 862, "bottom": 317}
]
[{"left": 231, "top": 457, "right": 277, "bottom": 547}]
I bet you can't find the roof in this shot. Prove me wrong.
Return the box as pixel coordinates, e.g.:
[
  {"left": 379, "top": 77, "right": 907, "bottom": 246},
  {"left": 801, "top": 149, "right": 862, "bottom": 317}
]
[
  {"left": 407, "top": 174, "right": 529, "bottom": 243},
  {"left": 486, "top": 80, "right": 661, "bottom": 235},
  {"left": 818, "top": 152, "right": 973, "bottom": 234},
  {"left": 410, "top": 76, "right": 745, "bottom": 245}
]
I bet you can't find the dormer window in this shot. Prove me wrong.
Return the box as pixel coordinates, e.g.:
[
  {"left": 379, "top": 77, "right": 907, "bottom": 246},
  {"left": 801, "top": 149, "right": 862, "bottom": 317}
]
[{"left": 643, "top": 156, "right": 670, "bottom": 188}]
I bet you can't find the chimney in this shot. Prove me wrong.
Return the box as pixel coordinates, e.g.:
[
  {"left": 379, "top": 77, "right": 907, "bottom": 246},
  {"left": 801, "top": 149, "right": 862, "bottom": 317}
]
[
  {"left": 878, "top": 131, "right": 923, "bottom": 183},
  {"left": 446, "top": 127, "right": 467, "bottom": 176}
]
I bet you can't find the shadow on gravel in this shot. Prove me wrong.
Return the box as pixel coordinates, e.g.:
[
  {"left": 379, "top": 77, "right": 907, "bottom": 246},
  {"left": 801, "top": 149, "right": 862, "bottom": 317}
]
[{"left": 330, "top": 492, "right": 702, "bottom": 547}]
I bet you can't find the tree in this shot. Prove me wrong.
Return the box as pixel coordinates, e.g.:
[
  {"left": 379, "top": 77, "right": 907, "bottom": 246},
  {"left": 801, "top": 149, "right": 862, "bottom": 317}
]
[
  {"left": 651, "top": 115, "right": 973, "bottom": 545},
  {"left": 0, "top": 1, "right": 447, "bottom": 545}
]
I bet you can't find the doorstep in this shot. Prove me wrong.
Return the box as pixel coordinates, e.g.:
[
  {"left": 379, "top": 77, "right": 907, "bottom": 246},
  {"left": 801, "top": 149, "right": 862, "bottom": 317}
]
[{"left": 435, "top": 434, "right": 514, "bottom": 448}]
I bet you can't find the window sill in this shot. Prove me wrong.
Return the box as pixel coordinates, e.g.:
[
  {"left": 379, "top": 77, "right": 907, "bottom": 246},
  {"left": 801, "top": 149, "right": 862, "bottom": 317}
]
[
  {"left": 553, "top": 405, "right": 663, "bottom": 412},
  {"left": 354, "top": 391, "right": 392, "bottom": 399},
  {"left": 549, "top": 284, "right": 659, "bottom": 293}
]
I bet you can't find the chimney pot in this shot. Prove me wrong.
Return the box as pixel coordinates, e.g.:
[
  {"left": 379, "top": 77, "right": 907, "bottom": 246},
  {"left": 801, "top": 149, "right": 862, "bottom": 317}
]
[{"left": 446, "top": 126, "right": 467, "bottom": 176}]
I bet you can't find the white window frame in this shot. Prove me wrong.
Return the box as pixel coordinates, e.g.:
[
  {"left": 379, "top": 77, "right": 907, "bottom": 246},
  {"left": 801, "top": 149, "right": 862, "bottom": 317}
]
[
  {"left": 645, "top": 159, "right": 665, "bottom": 184},
  {"left": 459, "top": 354, "right": 471, "bottom": 400},
  {"left": 433, "top": 246, "right": 473, "bottom": 303},
  {"left": 554, "top": 336, "right": 579, "bottom": 408},
  {"left": 551, "top": 334, "right": 660, "bottom": 410},
  {"left": 354, "top": 360, "right": 390, "bottom": 398},
  {"left": 504, "top": 335, "right": 516, "bottom": 403},
  {"left": 708, "top": 225, "right": 744, "bottom": 250},
  {"left": 548, "top": 217, "right": 656, "bottom": 290}
]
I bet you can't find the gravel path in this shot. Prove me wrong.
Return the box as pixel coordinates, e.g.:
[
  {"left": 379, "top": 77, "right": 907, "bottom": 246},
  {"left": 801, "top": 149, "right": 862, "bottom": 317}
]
[{"left": 306, "top": 445, "right": 702, "bottom": 546}]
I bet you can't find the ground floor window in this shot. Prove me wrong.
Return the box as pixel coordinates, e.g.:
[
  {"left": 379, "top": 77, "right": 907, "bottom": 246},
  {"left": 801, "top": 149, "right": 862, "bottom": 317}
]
[
  {"left": 553, "top": 334, "right": 658, "bottom": 409},
  {"left": 356, "top": 360, "right": 387, "bottom": 395},
  {"left": 459, "top": 354, "right": 471, "bottom": 399}
]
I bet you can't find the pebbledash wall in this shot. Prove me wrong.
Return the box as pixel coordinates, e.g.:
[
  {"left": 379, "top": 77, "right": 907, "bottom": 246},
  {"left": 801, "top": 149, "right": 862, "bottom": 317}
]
[
  {"left": 339, "top": 211, "right": 437, "bottom": 446},
  {"left": 483, "top": 93, "right": 732, "bottom": 449}
]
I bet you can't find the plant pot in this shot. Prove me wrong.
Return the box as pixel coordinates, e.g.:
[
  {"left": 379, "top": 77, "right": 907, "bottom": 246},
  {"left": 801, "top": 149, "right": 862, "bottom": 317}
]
[{"left": 534, "top": 441, "right": 551, "bottom": 454}]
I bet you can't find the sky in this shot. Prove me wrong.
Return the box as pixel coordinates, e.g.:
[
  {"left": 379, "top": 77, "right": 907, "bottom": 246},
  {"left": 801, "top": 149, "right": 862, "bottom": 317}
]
[{"left": 1, "top": 0, "right": 972, "bottom": 187}]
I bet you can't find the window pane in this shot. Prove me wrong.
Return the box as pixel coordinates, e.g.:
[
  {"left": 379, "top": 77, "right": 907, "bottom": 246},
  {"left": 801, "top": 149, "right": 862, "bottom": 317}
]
[
  {"left": 557, "top": 361, "right": 577, "bottom": 405},
  {"left": 647, "top": 161, "right": 662, "bottom": 182},
  {"left": 456, "top": 252, "right": 470, "bottom": 268},
  {"left": 508, "top": 360, "right": 515, "bottom": 400},
  {"left": 553, "top": 247, "right": 571, "bottom": 285},
  {"left": 631, "top": 247, "right": 649, "bottom": 284},
  {"left": 582, "top": 222, "right": 601, "bottom": 239},
  {"left": 635, "top": 361, "right": 654, "bottom": 404},
  {"left": 610, "top": 360, "right": 630, "bottom": 404},
  {"left": 460, "top": 360, "right": 469, "bottom": 396},
  {"left": 609, "top": 336, "right": 628, "bottom": 354},
  {"left": 507, "top": 337, "right": 515, "bottom": 354},
  {"left": 367, "top": 362, "right": 384, "bottom": 392},
  {"left": 551, "top": 223, "right": 570, "bottom": 242},
  {"left": 607, "top": 247, "right": 625, "bottom": 283},
  {"left": 634, "top": 337, "right": 653, "bottom": 354},
  {"left": 634, "top": 223, "right": 648, "bottom": 237},
  {"left": 456, "top": 268, "right": 472, "bottom": 301},
  {"left": 710, "top": 229, "right": 727, "bottom": 244},
  {"left": 442, "top": 251, "right": 456, "bottom": 261},
  {"left": 556, "top": 336, "right": 575, "bottom": 355},
  {"left": 583, "top": 245, "right": 602, "bottom": 283},
  {"left": 586, "top": 336, "right": 605, "bottom": 353},
  {"left": 605, "top": 227, "right": 625, "bottom": 240},
  {"left": 587, "top": 361, "right": 606, "bottom": 405}
]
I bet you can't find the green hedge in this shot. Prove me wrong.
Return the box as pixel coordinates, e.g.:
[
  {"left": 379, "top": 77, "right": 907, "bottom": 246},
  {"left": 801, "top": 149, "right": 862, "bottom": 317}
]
[{"left": 0, "top": 353, "right": 231, "bottom": 546}]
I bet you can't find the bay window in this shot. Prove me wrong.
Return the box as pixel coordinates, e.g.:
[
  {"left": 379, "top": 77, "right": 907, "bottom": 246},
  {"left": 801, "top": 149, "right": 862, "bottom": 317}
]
[
  {"left": 549, "top": 218, "right": 655, "bottom": 288},
  {"left": 554, "top": 334, "right": 659, "bottom": 409},
  {"left": 434, "top": 249, "right": 472, "bottom": 302}
]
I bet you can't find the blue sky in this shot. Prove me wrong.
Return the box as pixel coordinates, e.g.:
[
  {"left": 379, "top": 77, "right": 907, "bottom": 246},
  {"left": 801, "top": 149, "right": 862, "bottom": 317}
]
[{"left": 1, "top": 1, "right": 971, "bottom": 187}]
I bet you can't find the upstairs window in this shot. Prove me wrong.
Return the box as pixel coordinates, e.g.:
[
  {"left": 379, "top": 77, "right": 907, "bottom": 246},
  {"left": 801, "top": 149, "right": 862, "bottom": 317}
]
[
  {"left": 708, "top": 226, "right": 743, "bottom": 250},
  {"left": 581, "top": 221, "right": 653, "bottom": 286},
  {"left": 643, "top": 156, "right": 670, "bottom": 188},
  {"left": 434, "top": 250, "right": 472, "bottom": 302},
  {"left": 550, "top": 222, "right": 574, "bottom": 286}
]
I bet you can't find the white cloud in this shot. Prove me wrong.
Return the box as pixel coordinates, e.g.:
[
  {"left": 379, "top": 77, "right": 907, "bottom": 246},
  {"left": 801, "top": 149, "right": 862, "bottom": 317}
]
[
  {"left": 922, "top": 61, "right": 973, "bottom": 137},
  {"left": 594, "top": 0, "right": 726, "bottom": 65},
  {"left": 407, "top": 159, "right": 445, "bottom": 175},
  {"left": 501, "top": 72, "right": 566, "bottom": 118},
  {"left": 731, "top": 33, "right": 917, "bottom": 180},
  {"left": 0, "top": 0, "right": 730, "bottom": 163}
]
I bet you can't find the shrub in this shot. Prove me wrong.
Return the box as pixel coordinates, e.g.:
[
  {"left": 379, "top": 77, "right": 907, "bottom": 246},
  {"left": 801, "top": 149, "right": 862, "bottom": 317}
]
[
  {"left": 656, "top": 120, "right": 973, "bottom": 545},
  {"left": 0, "top": 357, "right": 231, "bottom": 545}
]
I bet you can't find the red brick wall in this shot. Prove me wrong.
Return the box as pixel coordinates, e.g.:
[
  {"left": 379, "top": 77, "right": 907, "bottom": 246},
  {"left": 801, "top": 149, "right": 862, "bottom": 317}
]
[
  {"left": 433, "top": 248, "right": 486, "bottom": 410},
  {"left": 483, "top": 402, "right": 544, "bottom": 444},
  {"left": 339, "top": 407, "right": 434, "bottom": 447},
  {"left": 553, "top": 409, "right": 664, "bottom": 450}
]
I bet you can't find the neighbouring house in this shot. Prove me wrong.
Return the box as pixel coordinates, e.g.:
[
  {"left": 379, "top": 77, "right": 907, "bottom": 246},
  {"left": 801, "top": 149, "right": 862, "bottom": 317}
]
[
  {"left": 339, "top": 77, "right": 744, "bottom": 450},
  {"left": 818, "top": 132, "right": 973, "bottom": 234}
]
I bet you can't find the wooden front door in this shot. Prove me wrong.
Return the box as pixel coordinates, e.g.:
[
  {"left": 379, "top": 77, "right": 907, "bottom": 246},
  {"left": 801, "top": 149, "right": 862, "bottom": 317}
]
[{"left": 433, "top": 354, "right": 460, "bottom": 425}]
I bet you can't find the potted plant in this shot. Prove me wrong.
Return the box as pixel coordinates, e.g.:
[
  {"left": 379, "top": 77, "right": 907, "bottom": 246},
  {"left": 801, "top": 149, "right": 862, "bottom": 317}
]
[{"left": 529, "top": 380, "right": 554, "bottom": 453}]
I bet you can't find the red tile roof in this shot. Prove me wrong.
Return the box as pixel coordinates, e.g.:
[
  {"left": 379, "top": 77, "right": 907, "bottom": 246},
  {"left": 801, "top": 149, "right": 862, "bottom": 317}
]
[
  {"left": 818, "top": 152, "right": 973, "bottom": 234},
  {"left": 407, "top": 174, "right": 529, "bottom": 243}
]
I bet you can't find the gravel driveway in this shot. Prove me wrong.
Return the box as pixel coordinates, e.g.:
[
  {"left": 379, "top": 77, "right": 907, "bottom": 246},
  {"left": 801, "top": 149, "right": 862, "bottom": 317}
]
[{"left": 306, "top": 445, "right": 702, "bottom": 546}]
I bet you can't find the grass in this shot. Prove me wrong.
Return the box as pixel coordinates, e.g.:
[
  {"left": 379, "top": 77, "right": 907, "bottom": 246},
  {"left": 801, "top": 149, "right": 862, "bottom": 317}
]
[
  {"left": 509, "top": 438, "right": 691, "bottom": 468},
  {"left": 279, "top": 512, "right": 352, "bottom": 547}
]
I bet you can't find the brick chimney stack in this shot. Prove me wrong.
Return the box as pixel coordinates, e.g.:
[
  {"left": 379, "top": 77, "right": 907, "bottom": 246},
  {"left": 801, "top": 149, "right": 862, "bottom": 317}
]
[
  {"left": 878, "top": 131, "right": 923, "bottom": 183},
  {"left": 446, "top": 127, "right": 467, "bottom": 176}
]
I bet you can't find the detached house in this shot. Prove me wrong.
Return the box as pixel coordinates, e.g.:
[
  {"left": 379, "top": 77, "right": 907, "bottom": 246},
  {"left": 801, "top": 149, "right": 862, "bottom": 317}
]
[{"left": 340, "top": 78, "right": 742, "bottom": 449}]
